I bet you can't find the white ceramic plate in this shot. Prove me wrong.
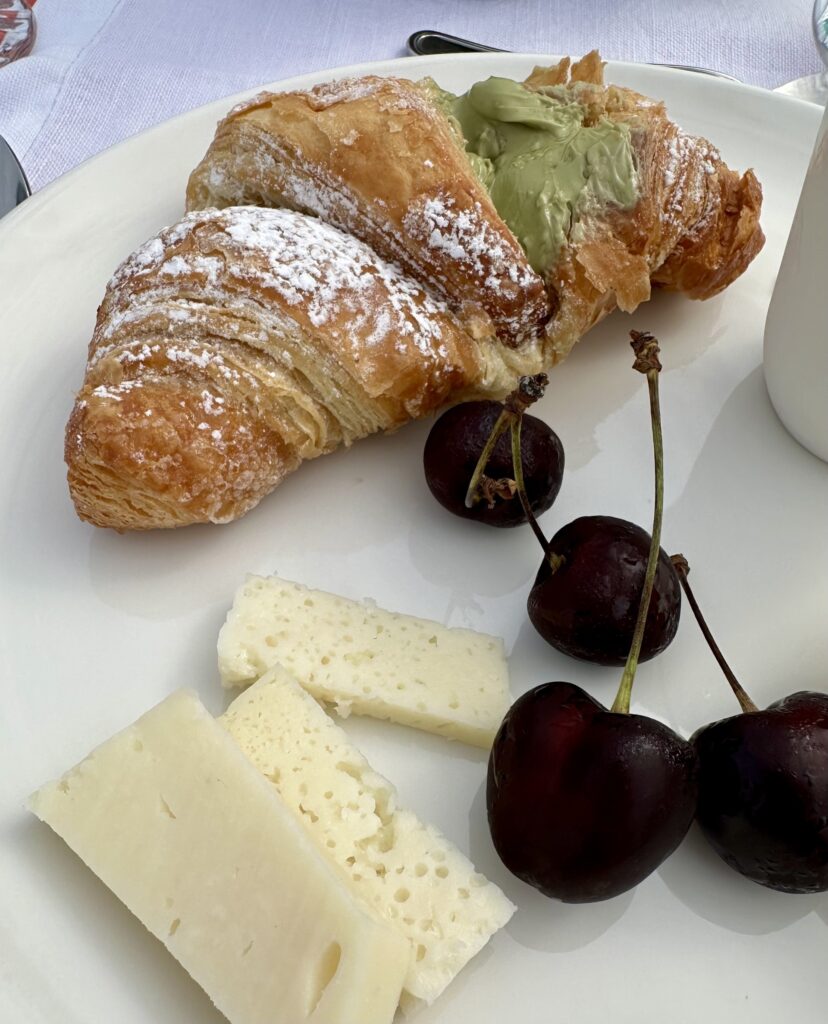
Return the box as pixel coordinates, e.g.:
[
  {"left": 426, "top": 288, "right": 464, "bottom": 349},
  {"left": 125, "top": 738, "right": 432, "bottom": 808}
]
[{"left": 1, "top": 53, "right": 827, "bottom": 1024}]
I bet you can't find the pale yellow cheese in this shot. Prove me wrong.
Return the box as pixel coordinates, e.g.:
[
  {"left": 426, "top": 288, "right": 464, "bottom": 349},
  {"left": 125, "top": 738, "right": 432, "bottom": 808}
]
[
  {"left": 218, "top": 575, "right": 511, "bottom": 748},
  {"left": 29, "top": 690, "right": 409, "bottom": 1024},
  {"left": 222, "top": 668, "right": 515, "bottom": 1011}
]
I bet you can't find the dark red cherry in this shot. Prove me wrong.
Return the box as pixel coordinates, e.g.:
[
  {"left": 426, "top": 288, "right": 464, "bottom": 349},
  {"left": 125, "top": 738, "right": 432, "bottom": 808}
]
[
  {"left": 527, "top": 515, "right": 681, "bottom": 665},
  {"left": 487, "top": 681, "right": 698, "bottom": 902},
  {"left": 423, "top": 400, "right": 564, "bottom": 527},
  {"left": 674, "top": 556, "right": 828, "bottom": 895},
  {"left": 692, "top": 691, "right": 828, "bottom": 893}
]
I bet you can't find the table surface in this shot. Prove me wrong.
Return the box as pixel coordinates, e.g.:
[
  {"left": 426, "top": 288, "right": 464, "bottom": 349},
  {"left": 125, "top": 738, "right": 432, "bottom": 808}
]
[{"left": 0, "top": 0, "right": 824, "bottom": 191}]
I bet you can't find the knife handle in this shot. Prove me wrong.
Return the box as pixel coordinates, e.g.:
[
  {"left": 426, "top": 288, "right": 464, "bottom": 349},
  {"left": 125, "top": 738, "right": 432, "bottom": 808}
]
[{"left": 407, "top": 30, "right": 505, "bottom": 55}]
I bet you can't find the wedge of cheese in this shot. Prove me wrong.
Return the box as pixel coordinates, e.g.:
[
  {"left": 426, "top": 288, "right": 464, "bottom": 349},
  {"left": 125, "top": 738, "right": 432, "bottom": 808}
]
[
  {"left": 218, "top": 575, "right": 511, "bottom": 748},
  {"left": 222, "top": 667, "right": 515, "bottom": 1012},
  {"left": 29, "top": 690, "right": 409, "bottom": 1024}
]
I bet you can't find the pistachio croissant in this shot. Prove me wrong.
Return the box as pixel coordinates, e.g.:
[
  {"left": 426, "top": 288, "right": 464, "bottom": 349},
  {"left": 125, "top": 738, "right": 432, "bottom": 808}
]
[{"left": 67, "top": 55, "right": 765, "bottom": 530}]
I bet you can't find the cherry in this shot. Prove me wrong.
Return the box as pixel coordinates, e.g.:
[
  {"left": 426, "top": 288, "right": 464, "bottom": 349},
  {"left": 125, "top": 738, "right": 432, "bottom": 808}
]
[
  {"left": 527, "top": 516, "right": 681, "bottom": 665},
  {"left": 675, "top": 558, "right": 828, "bottom": 894},
  {"left": 488, "top": 682, "right": 697, "bottom": 901},
  {"left": 423, "top": 376, "right": 564, "bottom": 530},
  {"left": 694, "top": 693, "right": 828, "bottom": 894},
  {"left": 487, "top": 332, "right": 697, "bottom": 902},
  {"left": 518, "top": 333, "right": 680, "bottom": 666}
]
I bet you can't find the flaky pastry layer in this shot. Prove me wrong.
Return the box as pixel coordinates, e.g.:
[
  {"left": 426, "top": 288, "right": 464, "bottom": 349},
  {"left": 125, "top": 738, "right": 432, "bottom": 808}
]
[{"left": 66, "top": 207, "right": 530, "bottom": 530}]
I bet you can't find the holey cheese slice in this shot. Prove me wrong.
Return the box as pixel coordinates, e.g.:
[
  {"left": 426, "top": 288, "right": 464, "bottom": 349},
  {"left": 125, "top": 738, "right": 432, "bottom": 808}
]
[
  {"left": 222, "top": 668, "right": 515, "bottom": 1012},
  {"left": 218, "top": 575, "right": 511, "bottom": 748},
  {"left": 29, "top": 690, "right": 409, "bottom": 1024}
]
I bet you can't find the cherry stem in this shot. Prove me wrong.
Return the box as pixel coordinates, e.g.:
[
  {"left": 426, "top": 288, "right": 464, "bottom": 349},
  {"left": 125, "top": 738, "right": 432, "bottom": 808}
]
[
  {"left": 463, "top": 410, "right": 510, "bottom": 508},
  {"left": 670, "top": 554, "right": 759, "bottom": 714},
  {"left": 511, "top": 417, "right": 549, "bottom": 552},
  {"left": 463, "top": 374, "right": 550, "bottom": 553},
  {"left": 612, "top": 332, "right": 665, "bottom": 716}
]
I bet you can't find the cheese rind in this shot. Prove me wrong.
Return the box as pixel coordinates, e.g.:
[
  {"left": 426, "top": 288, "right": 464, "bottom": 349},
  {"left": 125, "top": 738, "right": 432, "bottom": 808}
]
[
  {"left": 29, "top": 690, "right": 409, "bottom": 1024},
  {"left": 218, "top": 575, "right": 511, "bottom": 748},
  {"left": 222, "top": 668, "right": 515, "bottom": 1009}
]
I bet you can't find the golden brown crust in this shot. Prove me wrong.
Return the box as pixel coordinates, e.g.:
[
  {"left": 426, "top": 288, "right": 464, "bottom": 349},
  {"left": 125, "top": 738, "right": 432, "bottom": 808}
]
[
  {"left": 65, "top": 380, "right": 298, "bottom": 530},
  {"left": 186, "top": 76, "right": 551, "bottom": 348},
  {"left": 66, "top": 207, "right": 524, "bottom": 530},
  {"left": 650, "top": 164, "right": 765, "bottom": 299}
]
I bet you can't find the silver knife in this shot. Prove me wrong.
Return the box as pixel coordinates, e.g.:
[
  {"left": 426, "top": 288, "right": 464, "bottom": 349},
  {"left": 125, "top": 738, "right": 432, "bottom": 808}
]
[
  {"left": 407, "top": 30, "right": 740, "bottom": 82},
  {"left": 0, "top": 135, "right": 31, "bottom": 218}
]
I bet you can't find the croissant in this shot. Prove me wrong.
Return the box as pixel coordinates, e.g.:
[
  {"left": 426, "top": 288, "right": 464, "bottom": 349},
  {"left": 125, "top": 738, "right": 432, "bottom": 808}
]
[
  {"left": 187, "top": 52, "right": 764, "bottom": 366},
  {"left": 66, "top": 207, "right": 532, "bottom": 530},
  {"left": 68, "top": 55, "right": 765, "bottom": 530}
]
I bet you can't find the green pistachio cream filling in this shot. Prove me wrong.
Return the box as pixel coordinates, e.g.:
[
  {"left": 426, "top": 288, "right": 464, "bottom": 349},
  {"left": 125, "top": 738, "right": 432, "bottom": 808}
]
[{"left": 428, "top": 76, "right": 639, "bottom": 272}]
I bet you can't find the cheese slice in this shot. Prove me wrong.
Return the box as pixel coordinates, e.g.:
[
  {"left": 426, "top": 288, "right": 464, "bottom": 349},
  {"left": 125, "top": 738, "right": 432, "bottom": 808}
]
[
  {"left": 218, "top": 575, "right": 511, "bottom": 748},
  {"left": 29, "top": 690, "right": 409, "bottom": 1024},
  {"left": 222, "top": 667, "right": 515, "bottom": 1012}
]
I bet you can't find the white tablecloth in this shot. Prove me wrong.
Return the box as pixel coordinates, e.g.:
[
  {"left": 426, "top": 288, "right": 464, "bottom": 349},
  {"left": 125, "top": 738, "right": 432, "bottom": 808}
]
[{"left": 0, "top": 0, "right": 824, "bottom": 191}]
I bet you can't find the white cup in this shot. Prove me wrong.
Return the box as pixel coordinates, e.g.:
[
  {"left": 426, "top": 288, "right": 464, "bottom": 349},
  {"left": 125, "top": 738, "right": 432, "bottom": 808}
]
[{"left": 764, "top": 103, "right": 828, "bottom": 462}]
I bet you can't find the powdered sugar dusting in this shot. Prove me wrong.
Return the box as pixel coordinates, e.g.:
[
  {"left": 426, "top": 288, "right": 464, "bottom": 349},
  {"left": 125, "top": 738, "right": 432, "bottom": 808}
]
[
  {"left": 308, "top": 76, "right": 386, "bottom": 109},
  {"left": 215, "top": 207, "right": 451, "bottom": 355},
  {"left": 202, "top": 389, "right": 225, "bottom": 415},
  {"left": 91, "top": 380, "right": 142, "bottom": 402},
  {"left": 662, "top": 128, "right": 720, "bottom": 236},
  {"left": 278, "top": 162, "right": 361, "bottom": 227},
  {"left": 412, "top": 195, "right": 532, "bottom": 287},
  {"left": 86, "top": 206, "right": 482, "bottom": 424},
  {"left": 402, "top": 193, "right": 542, "bottom": 340},
  {"left": 225, "top": 91, "right": 272, "bottom": 120},
  {"left": 305, "top": 75, "right": 434, "bottom": 114},
  {"left": 125, "top": 237, "right": 164, "bottom": 276}
]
